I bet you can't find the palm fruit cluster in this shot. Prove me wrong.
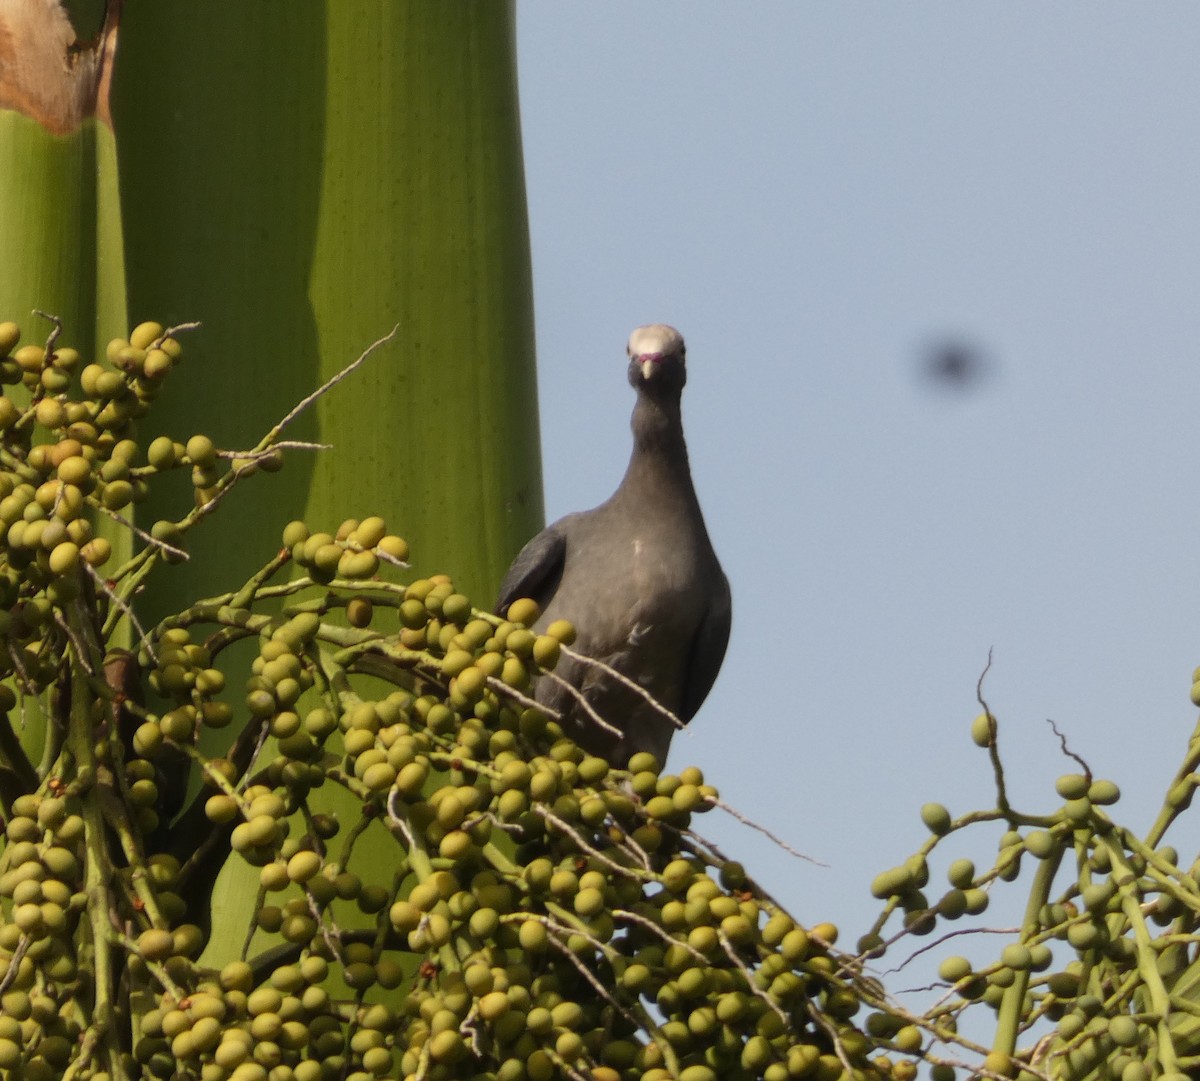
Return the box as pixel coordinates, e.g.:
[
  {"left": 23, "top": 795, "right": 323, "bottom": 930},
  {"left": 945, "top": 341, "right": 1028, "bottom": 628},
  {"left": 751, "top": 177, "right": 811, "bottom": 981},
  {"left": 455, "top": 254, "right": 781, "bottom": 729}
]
[
  {"left": 114, "top": 540, "right": 904, "bottom": 1081},
  {"left": 0, "top": 318, "right": 917, "bottom": 1081},
  {"left": 863, "top": 699, "right": 1200, "bottom": 1081}
]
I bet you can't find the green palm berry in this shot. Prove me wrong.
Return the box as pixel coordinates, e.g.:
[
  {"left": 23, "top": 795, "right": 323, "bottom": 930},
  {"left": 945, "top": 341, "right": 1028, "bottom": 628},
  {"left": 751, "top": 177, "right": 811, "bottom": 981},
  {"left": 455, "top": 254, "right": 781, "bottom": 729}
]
[
  {"left": 34, "top": 399, "right": 65, "bottom": 430},
  {"left": 1055, "top": 773, "right": 1089, "bottom": 800},
  {"left": 129, "top": 322, "right": 164, "bottom": 350},
  {"left": 286, "top": 851, "right": 322, "bottom": 883},
  {"left": 1024, "top": 830, "right": 1058, "bottom": 859},
  {"left": 138, "top": 928, "right": 175, "bottom": 961},
  {"left": 0, "top": 322, "right": 19, "bottom": 353},
  {"left": 505, "top": 597, "right": 540, "bottom": 626},
  {"left": 920, "top": 802, "right": 951, "bottom": 834},
  {"left": 377, "top": 534, "right": 409, "bottom": 561},
  {"left": 970, "top": 711, "right": 996, "bottom": 746},
  {"left": 346, "top": 596, "right": 373, "bottom": 627},
  {"left": 870, "top": 866, "right": 913, "bottom": 900},
  {"left": 185, "top": 434, "right": 217, "bottom": 466},
  {"left": 545, "top": 618, "right": 576, "bottom": 645}
]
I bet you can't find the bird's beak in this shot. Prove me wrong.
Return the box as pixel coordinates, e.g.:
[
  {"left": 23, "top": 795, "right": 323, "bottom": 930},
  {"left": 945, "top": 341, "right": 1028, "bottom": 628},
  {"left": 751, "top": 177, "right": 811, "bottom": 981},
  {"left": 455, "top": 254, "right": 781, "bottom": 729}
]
[{"left": 636, "top": 352, "right": 663, "bottom": 379}]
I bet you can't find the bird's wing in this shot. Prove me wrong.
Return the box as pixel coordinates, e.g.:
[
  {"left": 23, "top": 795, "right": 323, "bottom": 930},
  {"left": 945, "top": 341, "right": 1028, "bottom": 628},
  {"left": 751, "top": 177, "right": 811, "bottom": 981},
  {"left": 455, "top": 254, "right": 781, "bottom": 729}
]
[
  {"left": 679, "top": 573, "right": 732, "bottom": 722},
  {"left": 495, "top": 524, "right": 568, "bottom": 615}
]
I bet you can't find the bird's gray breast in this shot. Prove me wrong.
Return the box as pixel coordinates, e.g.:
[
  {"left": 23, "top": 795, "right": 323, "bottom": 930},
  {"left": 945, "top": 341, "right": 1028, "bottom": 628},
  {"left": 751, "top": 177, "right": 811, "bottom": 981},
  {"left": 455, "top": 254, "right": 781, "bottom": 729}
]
[{"left": 538, "top": 507, "right": 713, "bottom": 711}]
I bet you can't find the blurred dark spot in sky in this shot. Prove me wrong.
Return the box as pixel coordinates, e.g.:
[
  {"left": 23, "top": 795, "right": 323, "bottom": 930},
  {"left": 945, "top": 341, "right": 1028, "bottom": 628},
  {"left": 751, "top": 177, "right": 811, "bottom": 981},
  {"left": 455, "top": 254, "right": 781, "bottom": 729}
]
[{"left": 918, "top": 339, "right": 993, "bottom": 394}]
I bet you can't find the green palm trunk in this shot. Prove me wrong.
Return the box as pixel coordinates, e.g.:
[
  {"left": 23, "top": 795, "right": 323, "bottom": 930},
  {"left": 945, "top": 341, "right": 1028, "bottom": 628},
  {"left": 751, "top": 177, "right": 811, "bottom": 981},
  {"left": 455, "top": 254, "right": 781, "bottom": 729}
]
[
  {"left": 111, "top": 2, "right": 540, "bottom": 966},
  {"left": 114, "top": 4, "right": 540, "bottom": 616}
]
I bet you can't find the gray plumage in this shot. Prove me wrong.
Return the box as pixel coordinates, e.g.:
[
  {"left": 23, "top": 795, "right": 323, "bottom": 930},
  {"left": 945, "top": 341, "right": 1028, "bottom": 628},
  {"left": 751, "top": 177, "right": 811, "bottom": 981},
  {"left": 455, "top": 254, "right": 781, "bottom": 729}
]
[{"left": 496, "top": 324, "right": 731, "bottom": 766}]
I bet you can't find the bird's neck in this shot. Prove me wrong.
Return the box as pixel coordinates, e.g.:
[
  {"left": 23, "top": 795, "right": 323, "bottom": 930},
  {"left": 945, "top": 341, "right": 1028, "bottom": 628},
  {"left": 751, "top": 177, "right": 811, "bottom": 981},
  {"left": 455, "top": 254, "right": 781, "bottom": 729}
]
[{"left": 617, "top": 393, "right": 697, "bottom": 506}]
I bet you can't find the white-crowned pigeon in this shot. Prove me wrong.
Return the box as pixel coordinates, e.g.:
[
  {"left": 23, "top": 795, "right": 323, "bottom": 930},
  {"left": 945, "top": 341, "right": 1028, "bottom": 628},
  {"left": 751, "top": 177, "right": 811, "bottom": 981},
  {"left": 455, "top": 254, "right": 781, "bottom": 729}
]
[{"left": 496, "top": 324, "right": 731, "bottom": 767}]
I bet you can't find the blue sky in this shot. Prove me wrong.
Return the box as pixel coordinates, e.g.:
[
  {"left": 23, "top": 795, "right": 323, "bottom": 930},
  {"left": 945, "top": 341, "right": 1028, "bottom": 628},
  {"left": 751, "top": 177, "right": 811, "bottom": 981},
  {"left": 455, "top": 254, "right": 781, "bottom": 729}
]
[{"left": 515, "top": 4, "right": 1200, "bottom": 1016}]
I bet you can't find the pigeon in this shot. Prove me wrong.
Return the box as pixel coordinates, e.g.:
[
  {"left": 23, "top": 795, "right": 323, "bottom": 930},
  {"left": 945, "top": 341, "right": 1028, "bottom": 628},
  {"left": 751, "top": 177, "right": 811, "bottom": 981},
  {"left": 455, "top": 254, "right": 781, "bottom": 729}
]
[{"left": 496, "top": 324, "right": 731, "bottom": 767}]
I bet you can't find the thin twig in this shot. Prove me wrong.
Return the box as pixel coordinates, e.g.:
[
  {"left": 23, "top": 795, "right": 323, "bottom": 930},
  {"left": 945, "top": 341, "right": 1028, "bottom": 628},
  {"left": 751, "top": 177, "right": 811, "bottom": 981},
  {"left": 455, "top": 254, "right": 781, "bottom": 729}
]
[
  {"left": 1045, "top": 717, "right": 1091, "bottom": 780},
  {"left": 619, "top": 827, "right": 654, "bottom": 872},
  {"left": 0, "top": 934, "right": 28, "bottom": 996},
  {"left": 459, "top": 1002, "right": 484, "bottom": 1056},
  {"left": 883, "top": 924, "right": 1021, "bottom": 977},
  {"left": 306, "top": 892, "right": 345, "bottom": 965},
  {"left": 977, "top": 648, "right": 1011, "bottom": 815},
  {"left": 217, "top": 441, "right": 330, "bottom": 459},
  {"left": 462, "top": 811, "right": 523, "bottom": 836},
  {"left": 543, "top": 1048, "right": 592, "bottom": 1081},
  {"left": 33, "top": 309, "right": 63, "bottom": 353},
  {"left": 806, "top": 1000, "right": 856, "bottom": 1078},
  {"left": 387, "top": 788, "right": 416, "bottom": 847},
  {"left": 537, "top": 669, "right": 622, "bottom": 738},
  {"left": 240, "top": 887, "right": 266, "bottom": 963},
  {"left": 95, "top": 504, "right": 188, "bottom": 561},
  {"left": 484, "top": 676, "right": 562, "bottom": 721},
  {"left": 718, "top": 930, "right": 790, "bottom": 1027},
  {"left": 175, "top": 332, "right": 397, "bottom": 532},
  {"left": 612, "top": 909, "right": 708, "bottom": 963},
  {"left": 89, "top": 562, "right": 155, "bottom": 657},
  {"left": 559, "top": 643, "right": 685, "bottom": 731},
  {"left": 6, "top": 642, "right": 36, "bottom": 695},
  {"left": 54, "top": 612, "right": 95, "bottom": 676},
  {"left": 672, "top": 828, "right": 792, "bottom": 912},
  {"left": 706, "top": 796, "right": 827, "bottom": 866},
  {"left": 275, "top": 325, "right": 400, "bottom": 434},
  {"left": 532, "top": 805, "right": 648, "bottom": 880},
  {"left": 544, "top": 927, "right": 638, "bottom": 1028},
  {"left": 162, "top": 320, "right": 203, "bottom": 341},
  {"left": 238, "top": 723, "right": 271, "bottom": 789}
]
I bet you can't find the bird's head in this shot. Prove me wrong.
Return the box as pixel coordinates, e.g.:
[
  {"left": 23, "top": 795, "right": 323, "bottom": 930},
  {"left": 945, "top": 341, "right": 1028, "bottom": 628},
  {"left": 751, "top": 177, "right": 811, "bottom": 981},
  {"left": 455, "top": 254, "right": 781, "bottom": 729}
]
[{"left": 627, "top": 324, "right": 687, "bottom": 394}]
